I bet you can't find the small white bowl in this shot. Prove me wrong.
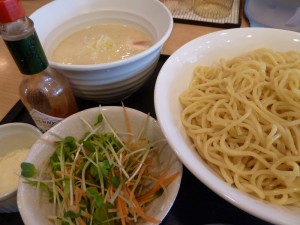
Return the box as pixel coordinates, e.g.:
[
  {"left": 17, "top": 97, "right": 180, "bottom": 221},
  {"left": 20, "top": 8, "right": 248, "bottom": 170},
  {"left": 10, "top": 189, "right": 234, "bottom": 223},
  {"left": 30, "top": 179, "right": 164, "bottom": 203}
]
[
  {"left": 154, "top": 28, "right": 300, "bottom": 225},
  {"left": 30, "top": 0, "right": 173, "bottom": 103},
  {"left": 18, "top": 106, "right": 182, "bottom": 225},
  {"left": 0, "top": 123, "right": 42, "bottom": 213}
]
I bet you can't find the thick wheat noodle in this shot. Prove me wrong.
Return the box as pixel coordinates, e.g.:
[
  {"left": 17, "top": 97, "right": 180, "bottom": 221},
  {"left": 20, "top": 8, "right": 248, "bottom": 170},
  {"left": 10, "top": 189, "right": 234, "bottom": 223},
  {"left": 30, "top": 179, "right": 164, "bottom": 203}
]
[{"left": 180, "top": 48, "right": 300, "bottom": 206}]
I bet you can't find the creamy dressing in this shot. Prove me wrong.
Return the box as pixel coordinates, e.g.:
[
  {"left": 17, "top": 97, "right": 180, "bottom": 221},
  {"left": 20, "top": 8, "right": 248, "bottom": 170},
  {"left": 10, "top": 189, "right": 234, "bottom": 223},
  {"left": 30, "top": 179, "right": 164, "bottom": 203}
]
[
  {"left": 0, "top": 149, "right": 29, "bottom": 195},
  {"left": 51, "top": 23, "right": 153, "bottom": 65}
]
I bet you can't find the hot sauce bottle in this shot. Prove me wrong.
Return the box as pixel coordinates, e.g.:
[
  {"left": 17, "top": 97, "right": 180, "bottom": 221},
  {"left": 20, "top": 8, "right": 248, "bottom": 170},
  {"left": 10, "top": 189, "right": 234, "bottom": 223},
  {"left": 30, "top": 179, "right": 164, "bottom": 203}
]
[{"left": 0, "top": 0, "right": 78, "bottom": 132}]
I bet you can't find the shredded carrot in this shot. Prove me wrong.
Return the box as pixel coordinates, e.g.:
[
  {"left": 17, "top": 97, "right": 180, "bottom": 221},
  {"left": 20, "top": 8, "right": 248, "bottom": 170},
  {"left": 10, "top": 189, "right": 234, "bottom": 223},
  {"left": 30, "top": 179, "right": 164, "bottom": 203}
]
[
  {"left": 129, "top": 164, "right": 147, "bottom": 200},
  {"left": 67, "top": 187, "right": 92, "bottom": 220},
  {"left": 160, "top": 172, "right": 180, "bottom": 187},
  {"left": 77, "top": 187, "right": 88, "bottom": 202},
  {"left": 138, "top": 172, "right": 180, "bottom": 202},
  {"left": 129, "top": 140, "right": 149, "bottom": 151},
  {"left": 117, "top": 196, "right": 127, "bottom": 225},
  {"left": 127, "top": 187, "right": 160, "bottom": 224},
  {"left": 76, "top": 216, "right": 86, "bottom": 225}
]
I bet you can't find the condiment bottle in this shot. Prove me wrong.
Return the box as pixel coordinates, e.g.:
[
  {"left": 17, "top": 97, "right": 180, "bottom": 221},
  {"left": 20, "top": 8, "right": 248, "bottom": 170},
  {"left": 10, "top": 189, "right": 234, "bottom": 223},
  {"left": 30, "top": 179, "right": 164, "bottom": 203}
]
[{"left": 0, "top": 0, "right": 78, "bottom": 132}]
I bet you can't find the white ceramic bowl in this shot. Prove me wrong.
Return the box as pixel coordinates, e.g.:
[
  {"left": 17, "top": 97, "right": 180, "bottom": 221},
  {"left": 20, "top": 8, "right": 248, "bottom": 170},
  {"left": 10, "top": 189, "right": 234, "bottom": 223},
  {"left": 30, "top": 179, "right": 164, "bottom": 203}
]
[
  {"left": 154, "top": 28, "right": 300, "bottom": 225},
  {"left": 30, "top": 0, "right": 173, "bottom": 103},
  {"left": 18, "top": 106, "right": 182, "bottom": 225},
  {"left": 0, "top": 123, "right": 42, "bottom": 213}
]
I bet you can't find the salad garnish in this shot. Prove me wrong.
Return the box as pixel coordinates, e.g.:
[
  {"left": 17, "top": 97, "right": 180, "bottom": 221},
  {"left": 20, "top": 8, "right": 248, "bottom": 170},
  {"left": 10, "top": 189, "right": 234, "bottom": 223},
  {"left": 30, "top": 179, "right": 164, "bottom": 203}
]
[{"left": 21, "top": 106, "right": 179, "bottom": 225}]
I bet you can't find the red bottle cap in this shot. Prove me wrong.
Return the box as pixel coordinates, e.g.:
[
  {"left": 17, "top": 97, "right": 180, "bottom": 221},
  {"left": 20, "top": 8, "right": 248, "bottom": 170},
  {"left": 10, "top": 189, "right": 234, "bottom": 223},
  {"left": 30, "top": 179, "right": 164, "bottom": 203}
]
[{"left": 0, "top": 0, "right": 25, "bottom": 23}]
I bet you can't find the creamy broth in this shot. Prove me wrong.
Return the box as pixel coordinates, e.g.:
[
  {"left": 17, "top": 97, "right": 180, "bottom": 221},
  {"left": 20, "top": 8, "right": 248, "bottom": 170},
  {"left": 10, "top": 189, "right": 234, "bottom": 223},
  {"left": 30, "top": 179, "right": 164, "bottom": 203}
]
[{"left": 51, "top": 23, "right": 153, "bottom": 65}]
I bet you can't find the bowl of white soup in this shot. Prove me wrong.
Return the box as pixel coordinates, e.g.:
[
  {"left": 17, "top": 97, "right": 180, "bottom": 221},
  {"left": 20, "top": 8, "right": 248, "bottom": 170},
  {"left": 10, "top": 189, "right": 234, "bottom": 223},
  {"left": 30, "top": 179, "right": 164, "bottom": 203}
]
[{"left": 30, "top": 0, "right": 173, "bottom": 103}]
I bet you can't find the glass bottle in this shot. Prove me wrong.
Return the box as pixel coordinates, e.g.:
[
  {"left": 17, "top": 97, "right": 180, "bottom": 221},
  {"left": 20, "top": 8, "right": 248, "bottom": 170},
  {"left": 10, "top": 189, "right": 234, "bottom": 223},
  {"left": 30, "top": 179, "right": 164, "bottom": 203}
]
[{"left": 0, "top": 0, "right": 78, "bottom": 132}]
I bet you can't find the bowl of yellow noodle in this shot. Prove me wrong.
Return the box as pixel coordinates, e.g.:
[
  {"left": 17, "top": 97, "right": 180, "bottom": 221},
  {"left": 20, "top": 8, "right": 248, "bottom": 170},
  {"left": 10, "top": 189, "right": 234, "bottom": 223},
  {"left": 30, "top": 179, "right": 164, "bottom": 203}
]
[{"left": 154, "top": 27, "right": 300, "bottom": 225}]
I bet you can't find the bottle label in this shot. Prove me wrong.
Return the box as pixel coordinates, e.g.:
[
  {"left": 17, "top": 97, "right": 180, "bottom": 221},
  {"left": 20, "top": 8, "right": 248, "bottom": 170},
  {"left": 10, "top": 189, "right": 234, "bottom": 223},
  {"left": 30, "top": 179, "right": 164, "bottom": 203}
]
[
  {"left": 4, "top": 31, "right": 48, "bottom": 75},
  {"left": 30, "top": 109, "right": 63, "bottom": 132}
]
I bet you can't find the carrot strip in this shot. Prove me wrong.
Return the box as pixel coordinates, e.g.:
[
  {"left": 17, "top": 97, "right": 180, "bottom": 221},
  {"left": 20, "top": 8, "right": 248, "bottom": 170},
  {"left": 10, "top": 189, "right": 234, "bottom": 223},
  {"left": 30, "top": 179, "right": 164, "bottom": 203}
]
[
  {"left": 136, "top": 171, "right": 168, "bottom": 201},
  {"left": 76, "top": 216, "right": 86, "bottom": 225},
  {"left": 77, "top": 187, "right": 88, "bottom": 202},
  {"left": 127, "top": 187, "right": 160, "bottom": 224},
  {"left": 117, "top": 196, "right": 127, "bottom": 225},
  {"left": 129, "top": 164, "right": 147, "bottom": 200},
  {"left": 161, "top": 172, "right": 180, "bottom": 187},
  {"left": 121, "top": 189, "right": 129, "bottom": 218},
  {"left": 137, "top": 172, "right": 180, "bottom": 202},
  {"left": 67, "top": 187, "right": 92, "bottom": 220}
]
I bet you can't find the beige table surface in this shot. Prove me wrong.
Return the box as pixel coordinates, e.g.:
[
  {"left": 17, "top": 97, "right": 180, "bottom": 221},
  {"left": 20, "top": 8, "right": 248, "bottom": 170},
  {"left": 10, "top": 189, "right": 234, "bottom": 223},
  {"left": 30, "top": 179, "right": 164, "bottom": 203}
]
[{"left": 0, "top": 0, "right": 249, "bottom": 121}]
